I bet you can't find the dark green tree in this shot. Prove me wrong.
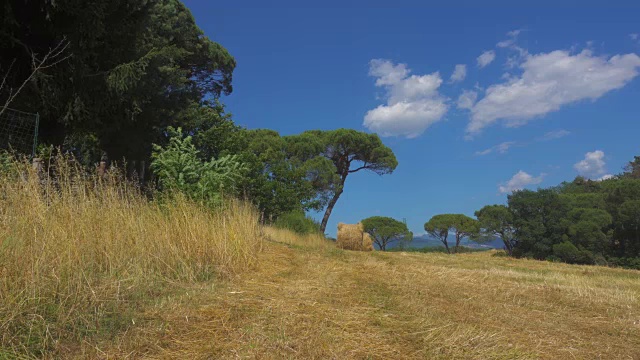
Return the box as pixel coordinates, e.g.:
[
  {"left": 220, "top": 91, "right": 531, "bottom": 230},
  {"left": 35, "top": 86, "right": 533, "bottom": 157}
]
[
  {"left": 619, "top": 200, "right": 640, "bottom": 256},
  {"left": 508, "top": 189, "right": 568, "bottom": 259},
  {"left": 623, "top": 156, "right": 640, "bottom": 179},
  {"left": 565, "top": 208, "right": 612, "bottom": 253},
  {"left": 234, "top": 129, "right": 321, "bottom": 221},
  {"left": 361, "top": 216, "right": 412, "bottom": 251},
  {"left": 475, "top": 205, "right": 517, "bottom": 255},
  {"left": 424, "top": 215, "right": 453, "bottom": 253},
  {"left": 1, "top": 0, "right": 235, "bottom": 163}
]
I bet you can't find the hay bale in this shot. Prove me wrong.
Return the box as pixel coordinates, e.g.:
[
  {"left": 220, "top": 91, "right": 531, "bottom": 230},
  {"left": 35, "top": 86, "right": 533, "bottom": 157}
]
[
  {"left": 337, "top": 223, "right": 374, "bottom": 251},
  {"left": 362, "top": 232, "right": 374, "bottom": 251}
]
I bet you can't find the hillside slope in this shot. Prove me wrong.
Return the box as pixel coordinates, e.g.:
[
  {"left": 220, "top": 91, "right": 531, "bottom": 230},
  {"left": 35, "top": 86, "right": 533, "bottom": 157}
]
[{"left": 104, "top": 229, "right": 640, "bottom": 359}]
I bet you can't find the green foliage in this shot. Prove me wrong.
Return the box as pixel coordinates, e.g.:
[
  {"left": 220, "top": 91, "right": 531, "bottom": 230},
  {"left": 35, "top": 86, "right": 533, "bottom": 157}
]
[
  {"left": 232, "top": 129, "right": 321, "bottom": 220},
  {"left": 424, "top": 214, "right": 479, "bottom": 254},
  {"left": 186, "top": 100, "right": 245, "bottom": 160},
  {"left": 290, "top": 129, "right": 398, "bottom": 232},
  {"left": 273, "top": 211, "right": 321, "bottom": 235},
  {"left": 606, "top": 256, "right": 640, "bottom": 270},
  {"left": 2, "top": 0, "right": 235, "bottom": 163},
  {"left": 551, "top": 242, "right": 594, "bottom": 265},
  {"left": 150, "top": 127, "right": 245, "bottom": 207},
  {"left": 0, "top": 150, "right": 14, "bottom": 174},
  {"left": 221, "top": 128, "right": 398, "bottom": 225},
  {"left": 508, "top": 189, "right": 568, "bottom": 259},
  {"left": 476, "top": 155, "right": 640, "bottom": 268},
  {"left": 475, "top": 205, "right": 516, "bottom": 254},
  {"left": 362, "top": 216, "right": 412, "bottom": 251}
]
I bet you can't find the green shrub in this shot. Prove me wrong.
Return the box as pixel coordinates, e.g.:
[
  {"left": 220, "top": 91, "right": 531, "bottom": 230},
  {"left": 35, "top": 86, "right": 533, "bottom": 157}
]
[
  {"left": 606, "top": 257, "right": 640, "bottom": 270},
  {"left": 0, "top": 150, "right": 14, "bottom": 173},
  {"left": 151, "top": 127, "right": 246, "bottom": 207},
  {"left": 552, "top": 242, "right": 595, "bottom": 265},
  {"left": 273, "top": 210, "right": 321, "bottom": 235}
]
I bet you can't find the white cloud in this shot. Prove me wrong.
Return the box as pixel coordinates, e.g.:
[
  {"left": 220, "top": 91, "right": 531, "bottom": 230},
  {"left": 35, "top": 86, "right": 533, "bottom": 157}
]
[
  {"left": 507, "top": 29, "right": 522, "bottom": 37},
  {"left": 465, "top": 49, "right": 640, "bottom": 135},
  {"left": 631, "top": 33, "right": 639, "bottom": 41},
  {"left": 477, "top": 50, "right": 496, "bottom": 68},
  {"left": 475, "top": 141, "right": 516, "bottom": 156},
  {"left": 450, "top": 64, "right": 467, "bottom": 83},
  {"left": 497, "top": 40, "right": 514, "bottom": 48},
  {"left": 499, "top": 170, "right": 544, "bottom": 194},
  {"left": 456, "top": 90, "right": 478, "bottom": 110},
  {"left": 538, "top": 129, "right": 571, "bottom": 141},
  {"left": 364, "top": 100, "right": 449, "bottom": 138},
  {"left": 388, "top": 73, "right": 442, "bottom": 104},
  {"left": 368, "top": 59, "right": 409, "bottom": 86},
  {"left": 497, "top": 29, "right": 522, "bottom": 48},
  {"left": 597, "top": 174, "right": 614, "bottom": 181},
  {"left": 364, "top": 59, "right": 448, "bottom": 138},
  {"left": 574, "top": 150, "right": 608, "bottom": 179}
]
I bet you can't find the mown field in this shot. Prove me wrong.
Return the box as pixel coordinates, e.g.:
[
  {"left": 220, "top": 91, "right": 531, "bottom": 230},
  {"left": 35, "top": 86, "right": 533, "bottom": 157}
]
[
  {"left": 1, "top": 163, "right": 639, "bottom": 359},
  {"left": 102, "top": 228, "right": 640, "bottom": 360}
]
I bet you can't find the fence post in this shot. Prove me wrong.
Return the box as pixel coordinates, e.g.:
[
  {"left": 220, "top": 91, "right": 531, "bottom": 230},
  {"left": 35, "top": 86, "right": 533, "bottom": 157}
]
[
  {"left": 32, "top": 113, "right": 40, "bottom": 158},
  {"left": 32, "top": 157, "right": 43, "bottom": 175}
]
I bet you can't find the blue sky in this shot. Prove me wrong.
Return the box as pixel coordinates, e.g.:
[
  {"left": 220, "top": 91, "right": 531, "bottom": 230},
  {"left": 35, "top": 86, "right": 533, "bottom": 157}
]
[{"left": 184, "top": 0, "right": 640, "bottom": 236}]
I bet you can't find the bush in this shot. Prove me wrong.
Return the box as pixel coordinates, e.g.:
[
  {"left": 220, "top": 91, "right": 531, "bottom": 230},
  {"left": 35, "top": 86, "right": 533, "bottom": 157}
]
[
  {"left": 606, "top": 257, "right": 640, "bottom": 270},
  {"left": 552, "top": 242, "right": 595, "bottom": 265},
  {"left": 151, "top": 127, "right": 246, "bottom": 207},
  {"left": 273, "top": 210, "right": 321, "bottom": 235},
  {"left": 0, "top": 150, "right": 15, "bottom": 173}
]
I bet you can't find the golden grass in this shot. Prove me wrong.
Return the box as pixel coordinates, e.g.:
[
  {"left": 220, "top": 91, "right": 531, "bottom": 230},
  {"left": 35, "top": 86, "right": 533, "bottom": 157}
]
[
  {"left": 0, "top": 157, "right": 263, "bottom": 357},
  {"left": 262, "top": 226, "right": 333, "bottom": 250},
  {"left": 107, "top": 236, "right": 640, "bottom": 359}
]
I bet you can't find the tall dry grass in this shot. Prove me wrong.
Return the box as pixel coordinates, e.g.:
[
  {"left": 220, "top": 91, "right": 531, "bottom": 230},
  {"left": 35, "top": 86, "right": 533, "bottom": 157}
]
[
  {"left": 263, "top": 226, "right": 333, "bottom": 250},
  {"left": 0, "top": 156, "right": 263, "bottom": 357}
]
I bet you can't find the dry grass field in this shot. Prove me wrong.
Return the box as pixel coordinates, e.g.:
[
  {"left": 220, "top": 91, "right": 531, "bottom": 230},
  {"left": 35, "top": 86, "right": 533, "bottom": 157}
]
[
  {"left": 1, "top": 160, "right": 639, "bottom": 359},
  {"left": 0, "top": 159, "right": 263, "bottom": 358},
  {"left": 103, "top": 228, "right": 639, "bottom": 360}
]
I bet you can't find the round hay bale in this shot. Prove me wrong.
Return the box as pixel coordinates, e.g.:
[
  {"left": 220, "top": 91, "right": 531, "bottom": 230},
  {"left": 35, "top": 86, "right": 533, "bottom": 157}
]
[
  {"left": 362, "top": 232, "right": 374, "bottom": 251},
  {"left": 337, "top": 222, "right": 371, "bottom": 251}
]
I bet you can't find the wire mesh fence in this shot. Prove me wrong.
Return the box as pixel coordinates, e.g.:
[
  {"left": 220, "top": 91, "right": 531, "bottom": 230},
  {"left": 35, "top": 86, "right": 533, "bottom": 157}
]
[{"left": 0, "top": 108, "right": 39, "bottom": 157}]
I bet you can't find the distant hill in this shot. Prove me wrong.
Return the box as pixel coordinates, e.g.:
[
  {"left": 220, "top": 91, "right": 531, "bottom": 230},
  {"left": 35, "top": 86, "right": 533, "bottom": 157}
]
[{"left": 386, "top": 234, "right": 505, "bottom": 250}]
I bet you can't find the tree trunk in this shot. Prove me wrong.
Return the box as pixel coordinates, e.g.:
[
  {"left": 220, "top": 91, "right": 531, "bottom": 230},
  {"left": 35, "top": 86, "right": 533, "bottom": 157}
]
[
  {"left": 441, "top": 233, "right": 450, "bottom": 254},
  {"left": 503, "top": 241, "right": 512, "bottom": 255},
  {"left": 454, "top": 233, "right": 462, "bottom": 254},
  {"left": 320, "top": 186, "right": 344, "bottom": 233},
  {"left": 380, "top": 236, "right": 390, "bottom": 251}
]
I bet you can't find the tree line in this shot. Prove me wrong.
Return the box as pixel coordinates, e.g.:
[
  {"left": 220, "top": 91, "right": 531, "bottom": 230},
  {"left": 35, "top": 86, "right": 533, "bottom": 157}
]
[
  {"left": 478, "top": 157, "right": 640, "bottom": 268},
  {"left": 419, "top": 156, "right": 640, "bottom": 268},
  {"left": 364, "top": 156, "right": 640, "bottom": 270}
]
